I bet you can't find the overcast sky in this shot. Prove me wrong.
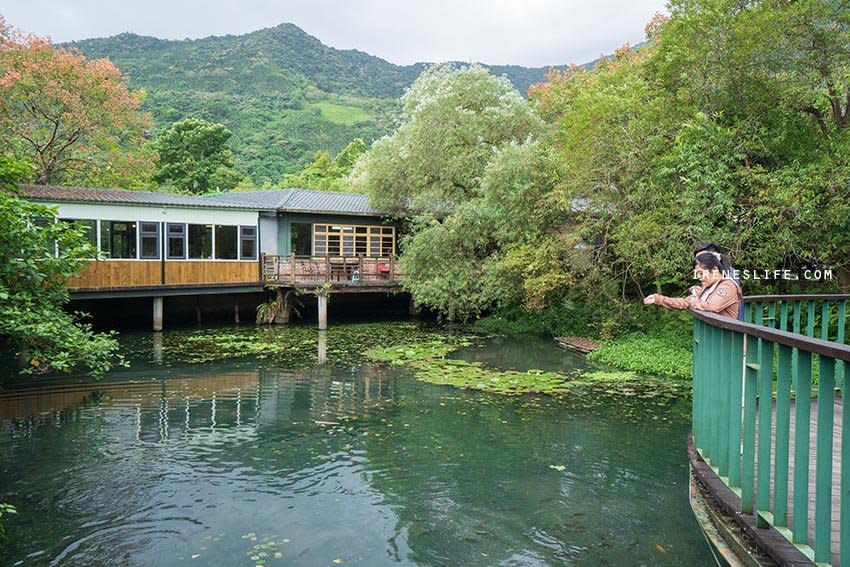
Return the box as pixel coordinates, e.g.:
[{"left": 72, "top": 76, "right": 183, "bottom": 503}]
[{"left": 2, "top": 0, "right": 668, "bottom": 67}]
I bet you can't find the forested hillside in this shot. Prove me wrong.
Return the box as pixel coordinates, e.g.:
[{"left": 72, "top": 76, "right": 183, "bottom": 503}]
[{"left": 68, "top": 23, "right": 571, "bottom": 185}]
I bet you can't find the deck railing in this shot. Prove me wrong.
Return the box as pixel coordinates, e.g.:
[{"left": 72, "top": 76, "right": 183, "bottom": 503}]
[
  {"left": 692, "top": 295, "right": 850, "bottom": 565},
  {"left": 262, "top": 254, "right": 404, "bottom": 285}
]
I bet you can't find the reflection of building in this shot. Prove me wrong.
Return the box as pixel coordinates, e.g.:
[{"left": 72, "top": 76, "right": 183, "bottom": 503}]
[
  {"left": 19, "top": 185, "right": 405, "bottom": 328},
  {"left": 0, "top": 364, "right": 399, "bottom": 445}
]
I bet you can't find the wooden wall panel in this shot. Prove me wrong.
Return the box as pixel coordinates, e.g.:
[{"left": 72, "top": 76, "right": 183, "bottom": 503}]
[
  {"left": 165, "top": 261, "right": 259, "bottom": 285},
  {"left": 67, "top": 260, "right": 260, "bottom": 290},
  {"left": 68, "top": 261, "right": 161, "bottom": 290}
]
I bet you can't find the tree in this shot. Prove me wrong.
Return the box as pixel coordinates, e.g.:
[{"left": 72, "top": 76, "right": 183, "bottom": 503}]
[
  {"left": 349, "top": 65, "right": 542, "bottom": 320},
  {"left": 349, "top": 64, "right": 542, "bottom": 214},
  {"left": 280, "top": 138, "right": 366, "bottom": 191},
  {"left": 152, "top": 118, "right": 246, "bottom": 193},
  {"left": 0, "top": 17, "right": 154, "bottom": 187},
  {"left": 0, "top": 157, "right": 122, "bottom": 376}
]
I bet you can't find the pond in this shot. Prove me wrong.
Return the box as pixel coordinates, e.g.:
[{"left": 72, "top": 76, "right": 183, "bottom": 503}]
[{"left": 0, "top": 322, "right": 712, "bottom": 566}]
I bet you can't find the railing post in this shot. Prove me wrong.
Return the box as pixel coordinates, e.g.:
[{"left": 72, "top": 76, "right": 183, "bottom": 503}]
[
  {"left": 774, "top": 343, "right": 792, "bottom": 528},
  {"left": 814, "top": 356, "right": 835, "bottom": 563},
  {"left": 742, "top": 331, "right": 759, "bottom": 515},
  {"left": 821, "top": 300, "right": 831, "bottom": 340},
  {"left": 718, "top": 328, "right": 732, "bottom": 477},
  {"left": 290, "top": 253, "right": 296, "bottom": 283},
  {"left": 756, "top": 338, "right": 774, "bottom": 528},
  {"left": 841, "top": 369, "right": 850, "bottom": 565},
  {"left": 838, "top": 300, "right": 846, "bottom": 393},
  {"left": 728, "top": 331, "right": 744, "bottom": 489},
  {"left": 807, "top": 300, "right": 816, "bottom": 338},
  {"left": 793, "top": 349, "right": 812, "bottom": 545}
]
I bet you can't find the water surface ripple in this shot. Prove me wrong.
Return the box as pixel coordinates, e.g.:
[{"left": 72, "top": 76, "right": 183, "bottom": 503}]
[{"left": 0, "top": 328, "right": 710, "bottom": 566}]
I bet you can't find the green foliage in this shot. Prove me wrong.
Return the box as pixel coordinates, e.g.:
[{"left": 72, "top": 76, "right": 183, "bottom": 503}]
[
  {"left": 351, "top": 64, "right": 542, "bottom": 213},
  {"left": 0, "top": 161, "right": 123, "bottom": 376},
  {"left": 280, "top": 138, "right": 366, "bottom": 190},
  {"left": 152, "top": 118, "right": 246, "bottom": 193},
  {"left": 0, "top": 503, "right": 16, "bottom": 540},
  {"left": 352, "top": 65, "right": 547, "bottom": 320},
  {"left": 588, "top": 329, "right": 693, "bottom": 380},
  {"left": 305, "top": 102, "right": 372, "bottom": 125},
  {"left": 63, "top": 25, "right": 568, "bottom": 186},
  {"left": 256, "top": 288, "right": 302, "bottom": 324}
]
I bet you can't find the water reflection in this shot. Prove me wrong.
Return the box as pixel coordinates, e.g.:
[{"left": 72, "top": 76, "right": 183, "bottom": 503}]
[
  {"left": 0, "top": 339, "right": 709, "bottom": 566},
  {"left": 317, "top": 329, "right": 328, "bottom": 364}
]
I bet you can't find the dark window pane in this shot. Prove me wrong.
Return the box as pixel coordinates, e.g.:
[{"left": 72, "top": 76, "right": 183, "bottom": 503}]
[
  {"left": 241, "top": 238, "right": 256, "bottom": 259},
  {"left": 240, "top": 226, "right": 257, "bottom": 259},
  {"left": 188, "top": 225, "right": 213, "bottom": 259},
  {"left": 141, "top": 237, "right": 158, "bottom": 259},
  {"left": 215, "top": 225, "right": 238, "bottom": 259},
  {"left": 139, "top": 222, "right": 160, "bottom": 259},
  {"left": 166, "top": 223, "right": 185, "bottom": 259},
  {"left": 292, "top": 223, "right": 311, "bottom": 256},
  {"left": 328, "top": 237, "right": 340, "bottom": 256},
  {"left": 105, "top": 221, "right": 137, "bottom": 259},
  {"left": 168, "top": 238, "right": 184, "bottom": 258}
]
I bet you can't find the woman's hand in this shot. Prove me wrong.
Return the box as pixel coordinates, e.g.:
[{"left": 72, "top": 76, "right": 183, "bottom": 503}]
[{"left": 643, "top": 294, "right": 658, "bottom": 305}]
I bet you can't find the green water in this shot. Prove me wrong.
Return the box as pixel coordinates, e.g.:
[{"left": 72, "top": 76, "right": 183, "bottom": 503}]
[{"left": 0, "top": 323, "right": 712, "bottom": 566}]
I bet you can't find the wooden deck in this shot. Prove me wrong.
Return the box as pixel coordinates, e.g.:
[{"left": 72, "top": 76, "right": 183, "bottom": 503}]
[
  {"left": 755, "top": 397, "right": 843, "bottom": 565},
  {"left": 262, "top": 254, "right": 403, "bottom": 286}
]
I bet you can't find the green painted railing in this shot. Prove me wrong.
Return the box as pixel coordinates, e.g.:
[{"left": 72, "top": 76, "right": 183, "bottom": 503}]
[{"left": 692, "top": 295, "right": 850, "bottom": 565}]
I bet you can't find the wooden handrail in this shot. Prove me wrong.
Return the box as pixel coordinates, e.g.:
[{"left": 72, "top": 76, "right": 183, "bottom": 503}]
[{"left": 692, "top": 309, "right": 850, "bottom": 362}]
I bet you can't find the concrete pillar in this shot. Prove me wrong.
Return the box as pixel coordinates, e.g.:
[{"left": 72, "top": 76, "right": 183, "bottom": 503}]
[
  {"left": 195, "top": 303, "right": 202, "bottom": 324},
  {"left": 317, "top": 330, "right": 327, "bottom": 364},
  {"left": 318, "top": 294, "right": 328, "bottom": 330},
  {"left": 234, "top": 302, "right": 240, "bottom": 324},
  {"left": 153, "top": 296, "right": 164, "bottom": 331}
]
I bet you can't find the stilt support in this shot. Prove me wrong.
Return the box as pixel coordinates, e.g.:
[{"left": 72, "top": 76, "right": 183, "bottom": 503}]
[
  {"left": 318, "top": 294, "right": 328, "bottom": 330},
  {"left": 153, "top": 296, "right": 164, "bottom": 331}
]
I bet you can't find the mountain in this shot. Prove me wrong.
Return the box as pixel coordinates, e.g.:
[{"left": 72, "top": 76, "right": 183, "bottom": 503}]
[{"left": 68, "top": 23, "right": 572, "bottom": 185}]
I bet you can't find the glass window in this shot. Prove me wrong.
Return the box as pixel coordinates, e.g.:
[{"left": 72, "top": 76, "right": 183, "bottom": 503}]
[
  {"left": 292, "top": 223, "right": 312, "bottom": 256},
  {"left": 140, "top": 222, "right": 160, "bottom": 259},
  {"left": 355, "top": 235, "right": 367, "bottom": 255},
  {"left": 240, "top": 226, "right": 257, "bottom": 260},
  {"left": 215, "top": 225, "right": 238, "bottom": 259},
  {"left": 188, "top": 224, "right": 213, "bottom": 259},
  {"left": 381, "top": 235, "right": 394, "bottom": 256},
  {"left": 59, "top": 219, "right": 97, "bottom": 256},
  {"left": 167, "top": 223, "right": 186, "bottom": 259},
  {"left": 100, "top": 221, "right": 137, "bottom": 259},
  {"left": 313, "top": 223, "right": 394, "bottom": 257}
]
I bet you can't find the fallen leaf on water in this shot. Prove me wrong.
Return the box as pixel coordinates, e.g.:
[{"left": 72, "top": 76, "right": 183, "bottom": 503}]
[{"left": 656, "top": 544, "right": 667, "bottom": 553}]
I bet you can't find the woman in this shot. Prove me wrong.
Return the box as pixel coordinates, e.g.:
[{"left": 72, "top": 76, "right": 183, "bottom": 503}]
[{"left": 644, "top": 252, "right": 741, "bottom": 318}]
